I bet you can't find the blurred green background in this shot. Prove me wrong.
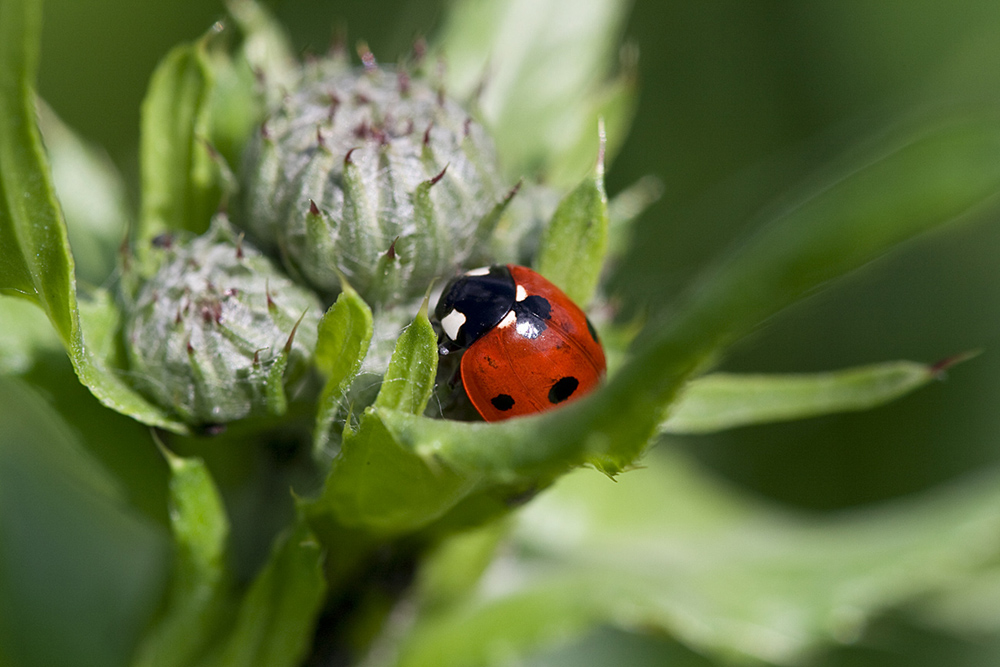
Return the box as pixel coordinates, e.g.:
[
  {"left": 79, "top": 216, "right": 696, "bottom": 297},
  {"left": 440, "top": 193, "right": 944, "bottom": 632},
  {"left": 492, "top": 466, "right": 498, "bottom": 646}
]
[{"left": 35, "top": 0, "right": 1000, "bottom": 664}]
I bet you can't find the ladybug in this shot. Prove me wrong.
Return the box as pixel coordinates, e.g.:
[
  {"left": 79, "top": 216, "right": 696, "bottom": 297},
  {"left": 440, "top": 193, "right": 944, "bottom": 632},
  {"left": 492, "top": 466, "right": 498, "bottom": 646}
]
[{"left": 435, "top": 264, "right": 606, "bottom": 421}]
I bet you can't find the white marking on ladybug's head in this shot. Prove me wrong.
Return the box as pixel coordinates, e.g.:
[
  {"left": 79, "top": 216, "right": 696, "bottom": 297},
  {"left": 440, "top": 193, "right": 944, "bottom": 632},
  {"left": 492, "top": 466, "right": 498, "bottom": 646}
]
[
  {"left": 440, "top": 309, "right": 466, "bottom": 341},
  {"left": 465, "top": 266, "right": 491, "bottom": 276},
  {"left": 515, "top": 284, "right": 527, "bottom": 302},
  {"left": 497, "top": 311, "right": 516, "bottom": 328}
]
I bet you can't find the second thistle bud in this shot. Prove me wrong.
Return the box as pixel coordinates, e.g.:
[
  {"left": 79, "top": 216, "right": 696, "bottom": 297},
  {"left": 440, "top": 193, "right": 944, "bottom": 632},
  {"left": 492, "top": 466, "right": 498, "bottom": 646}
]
[
  {"left": 234, "top": 59, "right": 511, "bottom": 305},
  {"left": 123, "top": 217, "right": 323, "bottom": 427}
]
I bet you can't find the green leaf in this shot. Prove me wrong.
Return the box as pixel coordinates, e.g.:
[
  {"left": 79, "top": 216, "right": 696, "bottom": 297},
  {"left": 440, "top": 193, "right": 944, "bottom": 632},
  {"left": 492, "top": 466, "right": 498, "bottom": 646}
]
[
  {"left": 138, "top": 31, "right": 222, "bottom": 247},
  {"left": 137, "top": 1, "right": 286, "bottom": 200},
  {"left": 200, "top": 51, "right": 258, "bottom": 178},
  {"left": 15, "top": 332, "right": 170, "bottom": 525},
  {"left": 915, "top": 565, "right": 1000, "bottom": 637},
  {"left": 374, "top": 299, "right": 438, "bottom": 415},
  {"left": 0, "top": 295, "right": 61, "bottom": 375},
  {"left": 76, "top": 291, "right": 191, "bottom": 433},
  {"left": 535, "top": 130, "right": 609, "bottom": 306},
  {"left": 588, "top": 113, "right": 1000, "bottom": 470},
  {"left": 133, "top": 451, "right": 233, "bottom": 667},
  {"left": 162, "top": 454, "right": 229, "bottom": 612},
  {"left": 546, "top": 61, "right": 638, "bottom": 187},
  {"left": 351, "top": 357, "right": 944, "bottom": 532},
  {"left": 200, "top": 513, "right": 326, "bottom": 667},
  {"left": 205, "top": 0, "right": 292, "bottom": 170},
  {"left": 38, "top": 101, "right": 130, "bottom": 287},
  {"left": 0, "top": 376, "right": 169, "bottom": 667},
  {"left": 414, "top": 520, "right": 510, "bottom": 611},
  {"left": 378, "top": 112, "right": 1000, "bottom": 491},
  {"left": 434, "top": 0, "right": 633, "bottom": 184},
  {"left": 0, "top": 0, "right": 76, "bottom": 331},
  {"left": 320, "top": 410, "right": 474, "bottom": 534},
  {"left": 313, "top": 283, "right": 374, "bottom": 456},
  {"left": 661, "top": 359, "right": 961, "bottom": 435},
  {"left": 0, "top": 0, "right": 188, "bottom": 433},
  {"left": 316, "top": 303, "right": 464, "bottom": 533},
  {"left": 378, "top": 408, "right": 569, "bottom": 482},
  {"left": 390, "top": 449, "right": 1000, "bottom": 666},
  {"left": 224, "top": 0, "right": 296, "bottom": 101}
]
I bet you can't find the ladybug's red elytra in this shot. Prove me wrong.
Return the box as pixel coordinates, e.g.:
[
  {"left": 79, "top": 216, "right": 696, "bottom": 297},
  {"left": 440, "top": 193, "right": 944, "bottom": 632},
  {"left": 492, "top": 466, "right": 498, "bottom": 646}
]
[{"left": 435, "top": 264, "right": 606, "bottom": 422}]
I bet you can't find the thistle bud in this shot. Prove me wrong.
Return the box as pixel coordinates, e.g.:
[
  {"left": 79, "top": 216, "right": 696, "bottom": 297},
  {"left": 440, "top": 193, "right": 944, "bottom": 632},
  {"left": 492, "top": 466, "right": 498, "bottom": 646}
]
[
  {"left": 124, "top": 216, "right": 323, "bottom": 426},
  {"left": 233, "top": 60, "right": 509, "bottom": 305}
]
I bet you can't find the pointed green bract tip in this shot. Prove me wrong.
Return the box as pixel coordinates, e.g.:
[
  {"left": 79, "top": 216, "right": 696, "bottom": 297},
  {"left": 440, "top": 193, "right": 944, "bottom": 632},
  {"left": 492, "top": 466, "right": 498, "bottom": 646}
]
[{"left": 535, "top": 122, "right": 610, "bottom": 307}]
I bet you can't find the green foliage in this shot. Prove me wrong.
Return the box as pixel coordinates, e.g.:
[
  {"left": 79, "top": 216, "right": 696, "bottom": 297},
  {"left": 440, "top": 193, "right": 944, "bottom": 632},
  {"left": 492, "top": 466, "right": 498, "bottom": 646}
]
[
  {"left": 0, "top": 0, "right": 76, "bottom": 329},
  {"left": 661, "top": 358, "right": 968, "bottom": 434},
  {"left": 5, "top": 0, "right": 1000, "bottom": 665},
  {"left": 435, "top": 0, "right": 635, "bottom": 184},
  {"left": 38, "top": 102, "right": 129, "bottom": 286},
  {"left": 317, "top": 303, "right": 464, "bottom": 534},
  {"left": 375, "top": 114, "right": 1000, "bottom": 488},
  {"left": 200, "top": 514, "right": 326, "bottom": 667},
  {"left": 133, "top": 452, "right": 232, "bottom": 667},
  {"left": 313, "top": 281, "right": 375, "bottom": 454},
  {"left": 374, "top": 300, "right": 438, "bottom": 415},
  {"left": 0, "top": 0, "right": 189, "bottom": 433},
  {"left": 391, "top": 448, "right": 1000, "bottom": 665},
  {"left": 0, "top": 377, "right": 169, "bottom": 667},
  {"left": 0, "top": 296, "right": 61, "bottom": 374},
  {"left": 138, "top": 34, "right": 223, "bottom": 246},
  {"left": 136, "top": 0, "right": 291, "bottom": 253},
  {"left": 536, "top": 129, "right": 609, "bottom": 306},
  {"left": 223, "top": 0, "right": 296, "bottom": 98}
]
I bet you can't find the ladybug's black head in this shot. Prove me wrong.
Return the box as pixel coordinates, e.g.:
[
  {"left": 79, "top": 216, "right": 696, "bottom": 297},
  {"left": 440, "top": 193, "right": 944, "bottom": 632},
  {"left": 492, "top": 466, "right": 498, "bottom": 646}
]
[{"left": 434, "top": 265, "right": 515, "bottom": 354}]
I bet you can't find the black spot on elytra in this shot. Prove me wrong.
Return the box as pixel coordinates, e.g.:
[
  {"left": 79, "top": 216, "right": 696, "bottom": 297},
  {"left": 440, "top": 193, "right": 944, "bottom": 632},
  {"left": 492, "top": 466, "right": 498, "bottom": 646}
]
[
  {"left": 586, "top": 317, "right": 600, "bottom": 343},
  {"left": 548, "top": 376, "right": 579, "bottom": 404},
  {"left": 491, "top": 394, "right": 515, "bottom": 411},
  {"left": 522, "top": 294, "right": 551, "bottom": 320}
]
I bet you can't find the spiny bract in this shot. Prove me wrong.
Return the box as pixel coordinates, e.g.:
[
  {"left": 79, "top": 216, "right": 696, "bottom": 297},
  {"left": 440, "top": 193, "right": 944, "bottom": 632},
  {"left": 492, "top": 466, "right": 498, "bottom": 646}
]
[{"left": 234, "top": 57, "right": 512, "bottom": 306}]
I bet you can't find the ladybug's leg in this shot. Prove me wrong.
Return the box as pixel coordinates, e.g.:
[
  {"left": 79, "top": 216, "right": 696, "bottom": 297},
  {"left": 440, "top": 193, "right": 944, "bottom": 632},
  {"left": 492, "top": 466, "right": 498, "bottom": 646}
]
[{"left": 448, "top": 363, "right": 462, "bottom": 387}]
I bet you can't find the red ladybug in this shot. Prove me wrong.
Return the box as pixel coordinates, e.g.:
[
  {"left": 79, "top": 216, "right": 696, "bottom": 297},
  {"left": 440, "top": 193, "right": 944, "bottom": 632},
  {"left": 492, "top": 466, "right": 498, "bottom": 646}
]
[{"left": 435, "top": 264, "right": 606, "bottom": 421}]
